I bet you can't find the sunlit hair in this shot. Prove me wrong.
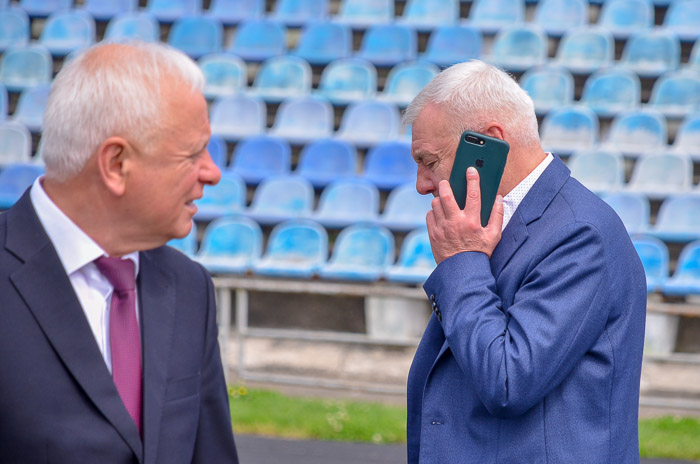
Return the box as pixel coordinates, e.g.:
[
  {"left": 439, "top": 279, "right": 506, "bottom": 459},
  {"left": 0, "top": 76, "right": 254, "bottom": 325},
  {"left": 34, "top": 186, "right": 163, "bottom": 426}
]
[
  {"left": 41, "top": 41, "right": 205, "bottom": 181},
  {"left": 402, "top": 60, "right": 539, "bottom": 146}
]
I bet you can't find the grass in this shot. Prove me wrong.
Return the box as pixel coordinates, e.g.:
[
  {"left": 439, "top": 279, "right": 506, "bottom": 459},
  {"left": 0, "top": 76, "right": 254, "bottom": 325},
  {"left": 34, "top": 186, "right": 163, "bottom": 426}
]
[{"left": 230, "top": 386, "right": 700, "bottom": 461}]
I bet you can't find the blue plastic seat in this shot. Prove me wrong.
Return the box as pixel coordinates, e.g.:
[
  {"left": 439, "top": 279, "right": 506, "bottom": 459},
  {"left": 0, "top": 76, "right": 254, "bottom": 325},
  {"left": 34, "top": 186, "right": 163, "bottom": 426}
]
[
  {"left": 228, "top": 135, "right": 292, "bottom": 185},
  {"left": 39, "top": 10, "right": 95, "bottom": 57},
  {"left": 672, "top": 112, "right": 700, "bottom": 160},
  {"left": 333, "top": 0, "right": 394, "bottom": 29},
  {"left": 167, "top": 225, "right": 198, "bottom": 257},
  {"left": 600, "top": 110, "right": 668, "bottom": 158},
  {"left": 104, "top": 12, "right": 160, "bottom": 43},
  {"left": 626, "top": 152, "right": 694, "bottom": 199},
  {"left": 0, "top": 8, "right": 30, "bottom": 53},
  {"left": 319, "top": 223, "right": 395, "bottom": 281},
  {"left": 632, "top": 236, "right": 669, "bottom": 293},
  {"left": 195, "top": 216, "right": 263, "bottom": 274},
  {"left": 398, "top": 0, "right": 459, "bottom": 32},
  {"left": 11, "top": 84, "right": 50, "bottom": 132},
  {"left": 380, "top": 183, "right": 433, "bottom": 232},
  {"left": 385, "top": 227, "right": 435, "bottom": 284},
  {"left": 420, "top": 25, "right": 482, "bottom": 68},
  {"left": 0, "top": 121, "right": 32, "bottom": 165},
  {"left": 228, "top": 19, "right": 287, "bottom": 62},
  {"left": 147, "top": 0, "right": 200, "bottom": 23},
  {"left": 486, "top": 24, "right": 548, "bottom": 73},
  {"left": 620, "top": 30, "right": 681, "bottom": 78},
  {"left": 648, "top": 70, "right": 700, "bottom": 119},
  {"left": 648, "top": 195, "right": 700, "bottom": 243},
  {"left": 268, "top": 96, "right": 333, "bottom": 145},
  {"left": 567, "top": 149, "right": 625, "bottom": 194},
  {"left": 580, "top": 67, "right": 641, "bottom": 118},
  {"left": 662, "top": 241, "right": 700, "bottom": 297},
  {"left": 601, "top": 191, "right": 650, "bottom": 234},
  {"left": 0, "top": 163, "right": 44, "bottom": 209},
  {"left": 19, "top": 0, "right": 72, "bottom": 18},
  {"left": 311, "top": 178, "right": 379, "bottom": 228},
  {"left": 194, "top": 171, "right": 246, "bottom": 221},
  {"left": 463, "top": 0, "right": 525, "bottom": 35},
  {"left": 210, "top": 94, "right": 266, "bottom": 141},
  {"left": 379, "top": 61, "right": 440, "bottom": 108},
  {"left": 361, "top": 141, "right": 416, "bottom": 190},
  {"left": 81, "top": 0, "right": 137, "bottom": 21},
  {"left": 198, "top": 53, "right": 247, "bottom": 99},
  {"left": 248, "top": 55, "right": 312, "bottom": 103},
  {"left": 270, "top": 0, "right": 329, "bottom": 27},
  {"left": 335, "top": 101, "right": 401, "bottom": 148},
  {"left": 168, "top": 16, "right": 222, "bottom": 59},
  {"left": 355, "top": 24, "right": 417, "bottom": 68},
  {"left": 689, "top": 41, "right": 700, "bottom": 74},
  {"left": 245, "top": 175, "right": 314, "bottom": 225},
  {"left": 598, "top": 0, "right": 653, "bottom": 39},
  {"left": 533, "top": 0, "right": 587, "bottom": 38},
  {"left": 0, "top": 84, "right": 6, "bottom": 121},
  {"left": 553, "top": 27, "right": 614, "bottom": 75},
  {"left": 206, "top": 0, "right": 264, "bottom": 25},
  {"left": 293, "top": 22, "right": 352, "bottom": 66},
  {"left": 253, "top": 219, "right": 329, "bottom": 278},
  {"left": 206, "top": 134, "right": 228, "bottom": 168},
  {"left": 519, "top": 65, "right": 575, "bottom": 116},
  {"left": 663, "top": 0, "right": 700, "bottom": 43},
  {"left": 314, "top": 58, "right": 377, "bottom": 105},
  {"left": 294, "top": 138, "right": 358, "bottom": 188},
  {"left": 539, "top": 105, "right": 599, "bottom": 155}
]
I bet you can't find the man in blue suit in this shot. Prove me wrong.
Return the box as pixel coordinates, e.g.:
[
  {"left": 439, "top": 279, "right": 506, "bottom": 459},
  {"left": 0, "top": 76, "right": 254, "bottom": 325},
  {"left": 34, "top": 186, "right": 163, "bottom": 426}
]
[
  {"left": 403, "top": 60, "right": 647, "bottom": 463},
  {"left": 0, "top": 42, "right": 238, "bottom": 462}
]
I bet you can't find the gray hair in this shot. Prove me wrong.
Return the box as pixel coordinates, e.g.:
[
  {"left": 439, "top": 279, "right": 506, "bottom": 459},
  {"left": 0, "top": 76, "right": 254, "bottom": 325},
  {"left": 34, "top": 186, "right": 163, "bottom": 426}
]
[
  {"left": 403, "top": 60, "right": 539, "bottom": 145},
  {"left": 41, "top": 41, "right": 205, "bottom": 181}
]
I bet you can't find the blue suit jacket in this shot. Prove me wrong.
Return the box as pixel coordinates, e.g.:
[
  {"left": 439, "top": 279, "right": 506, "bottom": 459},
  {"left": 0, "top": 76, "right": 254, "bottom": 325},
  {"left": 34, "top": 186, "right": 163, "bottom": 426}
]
[
  {"left": 0, "top": 192, "right": 238, "bottom": 463},
  {"left": 407, "top": 156, "right": 647, "bottom": 463}
]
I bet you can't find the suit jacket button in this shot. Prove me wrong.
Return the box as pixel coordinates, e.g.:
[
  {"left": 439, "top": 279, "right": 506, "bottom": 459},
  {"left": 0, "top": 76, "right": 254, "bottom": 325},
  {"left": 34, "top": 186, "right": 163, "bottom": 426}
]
[
  {"left": 435, "top": 308, "right": 442, "bottom": 322},
  {"left": 430, "top": 294, "right": 436, "bottom": 302}
]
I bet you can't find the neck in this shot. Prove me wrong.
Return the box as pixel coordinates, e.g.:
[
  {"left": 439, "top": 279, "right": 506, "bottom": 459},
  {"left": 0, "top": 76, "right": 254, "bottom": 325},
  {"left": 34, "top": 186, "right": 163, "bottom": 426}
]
[{"left": 498, "top": 144, "right": 547, "bottom": 197}]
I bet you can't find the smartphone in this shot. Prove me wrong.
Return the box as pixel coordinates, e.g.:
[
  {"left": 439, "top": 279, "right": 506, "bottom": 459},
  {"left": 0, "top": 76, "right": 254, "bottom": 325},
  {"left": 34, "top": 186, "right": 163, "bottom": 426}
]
[{"left": 448, "top": 131, "right": 509, "bottom": 227}]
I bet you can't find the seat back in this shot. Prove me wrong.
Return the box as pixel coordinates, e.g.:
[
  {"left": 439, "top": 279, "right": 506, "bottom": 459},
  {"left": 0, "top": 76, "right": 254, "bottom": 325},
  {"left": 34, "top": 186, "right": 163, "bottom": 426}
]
[
  {"left": 105, "top": 12, "right": 160, "bottom": 42},
  {"left": 314, "top": 178, "right": 379, "bottom": 225},
  {"left": 147, "top": 0, "right": 200, "bottom": 22},
  {"left": 468, "top": 0, "right": 525, "bottom": 33},
  {"left": 294, "top": 22, "right": 352, "bottom": 65},
  {"left": 627, "top": 152, "right": 693, "bottom": 198},
  {"left": 229, "top": 19, "right": 286, "bottom": 62},
  {"left": 0, "top": 8, "right": 30, "bottom": 52},
  {"left": 83, "top": 0, "right": 138, "bottom": 21},
  {"left": 230, "top": 135, "right": 291, "bottom": 184},
  {"left": 195, "top": 171, "right": 246, "bottom": 219},
  {"left": 620, "top": 30, "right": 680, "bottom": 78},
  {"left": 533, "top": 0, "right": 588, "bottom": 37},
  {"left": 262, "top": 219, "right": 328, "bottom": 263},
  {"left": 362, "top": 141, "right": 416, "bottom": 190},
  {"left": 0, "top": 44, "right": 53, "bottom": 92},
  {"left": 652, "top": 195, "right": 700, "bottom": 240},
  {"left": 601, "top": 191, "right": 650, "bottom": 234},
  {"left": 598, "top": 0, "right": 653, "bottom": 38},
  {"left": 248, "top": 175, "right": 314, "bottom": 217},
  {"left": 663, "top": 0, "right": 700, "bottom": 42},
  {"left": 539, "top": 105, "right": 599, "bottom": 154},
  {"left": 328, "top": 223, "right": 394, "bottom": 267},
  {"left": 381, "top": 61, "right": 439, "bottom": 107},
  {"left": 271, "top": 0, "right": 329, "bottom": 26},
  {"left": 315, "top": 58, "right": 377, "bottom": 104},
  {"left": 567, "top": 150, "right": 625, "bottom": 193},
  {"left": 396, "top": 228, "right": 434, "bottom": 268},
  {"left": 168, "top": 16, "right": 222, "bottom": 58},
  {"left": 0, "top": 121, "right": 32, "bottom": 165},
  {"left": 648, "top": 70, "right": 700, "bottom": 118},
  {"left": 422, "top": 25, "right": 482, "bottom": 68},
  {"left": 519, "top": 65, "right": 575, "bottom": 115},
  {"left": 0, "top": 163, "right": 44, "bottom": 208},
  {"left": 603, "top": 110, "right": 667, "bottom": 157},
  {"left": 632, "top": 235, "right": 669, "bottom": 292},
  {"left": 40, "top": 10, "right": 96, "bottom": 56},
  {"left": 336, "top": 100, "right": 401, "bottom": 147},
  {"left": 295, "top": 138, "right": 357, "bottom": 187},
  {"left": 335, "top": 0, "right": 394, "bottom": 28},
  {"left": 198, "top": 53, "right": 247, "bottom": 99},
  {"left": 250, "top": 55, "right": 313, "bottom": 102},
  {"left": 673, "top": 242, "right": 700, "bottom": 281},
  {"left": 210, "top": 95, "right": 266, "bottom": 140},
  {"left": 269, "top": 96, "right": 333, "bottom": 142},
  {"left": 208, "top": 0, "right": 265, "bottom": 25},
  {"left": 554, "top": 27, "right": 614, "bottom": 74},
  {"left": 581, "top": 67, "right": 641, "bottom": 116},
  {"left": 19, "top": 0, "right": 72, "bottom": 17},
  {"left": 400, "top": 0, "right": 459, "bottom": 30},
  {"left": 673, "top": 112, "right": 700, "bottom": 158},
  {"left": 381, "top": 183, "right": 433, "bottom": 231},
  {"left": 198, "top": 216, "right": 262, "bottom": 259},
  {"left": 489, "top": 24, "right": 548, "bottom": 72},
  {"left": 356, "top": 24, "right": 417, "bottom": 67}
]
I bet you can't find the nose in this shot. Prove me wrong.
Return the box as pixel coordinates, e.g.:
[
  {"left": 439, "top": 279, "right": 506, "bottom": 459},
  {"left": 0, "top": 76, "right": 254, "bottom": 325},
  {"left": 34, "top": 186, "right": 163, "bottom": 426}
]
[
  {"left": 415, "top": 165, "right": 435, "bottom": 196},
  {"left": 200, "top": 148, "right": 221, "bottom": 186}
]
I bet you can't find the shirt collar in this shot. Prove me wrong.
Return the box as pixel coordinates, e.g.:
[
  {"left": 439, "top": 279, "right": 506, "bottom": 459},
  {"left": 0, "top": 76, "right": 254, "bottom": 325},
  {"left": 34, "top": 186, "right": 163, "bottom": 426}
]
[{"left": 501, "top": 153, "right": 553, "bottom": 231}]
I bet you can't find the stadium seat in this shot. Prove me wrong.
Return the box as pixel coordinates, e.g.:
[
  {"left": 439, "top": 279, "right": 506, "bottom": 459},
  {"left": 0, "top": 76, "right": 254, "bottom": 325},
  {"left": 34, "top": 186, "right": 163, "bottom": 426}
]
[
  {"left": 0, "top": 84, "right": 6, "bottom": 121},
  {"left": 648, "top": 195, "right": 700, "bottom": 243},
  {"left": 361, "top": 141, "right": 416, "bottom": 190},
  {"left": 206, "top": 134, "right": 228, "bottom": 168},
  {"left": 598, "top": 0, "right": 653, "bottom": 39},
  {"left": 689, "top": 41, "right": 700, "bottom": 74},
  {"left": 314, "top": 58, "right": 377, "bottom": 105},
  {"left": 599, "top": 109, "right": 668, "bottom": 158},
  {"left": 335, "top": 100, "right": 401, "bottom": 147},
  {"left": 294, "top": 138, "right": 358, "bottom": 188},
  {"left": 0, "top": 121, "right": 32, "bottom": 165},
  {"left": 533, "top": 0, "right": 588, "bottom": 38},
  {"left": 270, "top": 0, "right": 329, "bottom": 27},
  {"left": 311, "top": 178, "right": 380, "bottom": 228},
  {"left": 647, "top": 70, "right": 700, "bottom": 119},
  {"left": 268, "top": 95, "right": 334, "bottom": 144},
  {"left": 167, "top": 16, "right": 222, "bottom": 59},
  {"left": 355, "top": 24, "right": 417, "bottom": 68},
  {"left": 104, "top": 12, "right": 160, "bottom": 43},
  {"left": 486, "top": 24, "right": 548, "bottom": 73},
  {"left": 380, "top": 183, "right": 433, "bottom": 232},
  {"left": 210, "top": 95, "right": 266, "bottom": 141},
  {"left": 194, "top": 171, "right": 246, "bottom": 221},
  {"left": 420, "top": 25, "right": 482, "bottom": 68},
  {"left": 19, "top": 0, "right": 72, "bottom": 18},
  {"left": 198, "top": 53, "right": 247, "bottom": 99},
  {"left": 626, "top": 152, "right": 694, "bottom": 199},
  {"left": 39, "top": 10, "right": 95, "bottom": 57},
  {"left": 253, "top": 219, "right": 329, "bottom": 278},
  {"left": 662, "top": 241, "right": 700, "bottom": 297},
  {"left": 248, "top": 55, "right": 312, "bottom": 103},
  {"left": 293, "top": 22, "right": 352, "bottom": 66},
  {"left": 0, "top": 163, "right": 44, "bottom": 209},
  {"left": 167, "top": 225, "right": 198, "bottom": 256},
  {"left": 11, "top": 84, "right": 50, "bottom": 133},
  {"left": 463, "top": 0, "right": 525, "bottom": 34},
  {"left": 519, "top": 65, "right": 575, "bottom": 116},
  {"left": 206, "top": 0, "right": 264, "bottom": 25},
  {"left": 384, "top": 227, "right": 435, "bottom": 284},
  {"left": 539, "top": 105, "right": 599, "bottom": 155},
  {"left": 553, "top": 27, "right": 614, "bottom": 75},
  {"left": 580, "top": 67, "right": 641, "bottom": 118},
  {"left": 319, "top": 223, "right": 395, "bottom": 281},
  {"left": 195, "top": 216, "right": 262, "bottom": 274},
  {"left": 333, "top": 0, "right": 394, "bottom": 29},
  {"left": 245, "top": 175, "right": 314, "bottom": 225},
  {"left": 147, "top": 0, "right": 200, "bottom": 23},
  {"left": 228, "top": 19, "right": 287, "bottom": 62},
  {"left": 397, "top": 0, "right": 459, "bottom": 32},
  {"left": 378, "top": 61, "right": 440, "bottom": 108},
  {"left": 601, "top": 191, "right": 650, "bottom": 235},
  {"left": 619, "top": 29, "right": 681, "bottom": 78},
  {"left": 567, "top": 149, "right": 625, "bottom": 194},
  {"left": 228, "top": 135, "right": 292, "bottom": 184},
  {"left": 632, "top": 236, "right": 669, "bottom": 293},
  {"left": 672, "top": 112, "right": 700, "bottom": 160},
  {"left": 0, "top": 8, "right": 29, "bottom": 53},
  {"left": 82, "top": 0, "right": 137, "bottom": 21},
  {"left": 663, "top": 0, "right": 700, "bottom": 43}
]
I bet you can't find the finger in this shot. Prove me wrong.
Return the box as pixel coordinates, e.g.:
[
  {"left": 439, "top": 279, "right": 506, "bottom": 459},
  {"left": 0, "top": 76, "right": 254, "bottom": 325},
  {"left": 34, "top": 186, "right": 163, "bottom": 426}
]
[
  {"left": 431, "top": 195, "right": 446, "bottom": 224},
  {"left": 463, "top": 167, "right": 482, "bottom": 224},
  {"left": 437, "top": 180, "right": 461, "bottom": 218},
  {"left": 487, "top": 194, "right": 504, "bottom": 233}
]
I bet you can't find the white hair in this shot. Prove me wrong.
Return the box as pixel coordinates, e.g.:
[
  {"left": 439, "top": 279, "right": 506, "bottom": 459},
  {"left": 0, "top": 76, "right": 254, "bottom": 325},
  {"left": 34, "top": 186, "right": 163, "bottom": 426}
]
[
  {"left": 41, "top": 41, "right": 205, "bottom": 181},
  {"left": 403, "top": 60, "right": 539, "bottom": 145}
]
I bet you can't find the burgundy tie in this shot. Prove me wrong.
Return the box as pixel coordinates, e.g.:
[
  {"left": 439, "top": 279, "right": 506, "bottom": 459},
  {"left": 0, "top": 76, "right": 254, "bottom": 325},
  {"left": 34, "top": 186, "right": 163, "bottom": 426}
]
[{"left": 95, "top": 256, "right": 142, "bottom": 434}]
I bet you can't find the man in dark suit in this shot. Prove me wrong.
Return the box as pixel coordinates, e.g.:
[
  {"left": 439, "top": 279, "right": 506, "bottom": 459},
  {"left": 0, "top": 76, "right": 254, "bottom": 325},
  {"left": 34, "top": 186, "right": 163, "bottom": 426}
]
[
  {"left": 404, "top": 60, "right": 647, "bottom": 463},
  {"left": 0, "top": 42, "right": 239, "bottom": 463}
]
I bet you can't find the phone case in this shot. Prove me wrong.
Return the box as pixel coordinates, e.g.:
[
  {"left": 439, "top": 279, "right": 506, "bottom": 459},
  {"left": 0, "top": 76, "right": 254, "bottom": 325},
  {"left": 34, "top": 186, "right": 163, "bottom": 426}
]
[{"left": 448, "top": 131, "right": 509, "bottom": 227}]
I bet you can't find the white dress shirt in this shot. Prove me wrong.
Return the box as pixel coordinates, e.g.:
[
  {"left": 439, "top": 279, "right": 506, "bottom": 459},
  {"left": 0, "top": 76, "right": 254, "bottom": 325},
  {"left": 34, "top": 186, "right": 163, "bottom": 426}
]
[
  {"left": 501, "top": 153, "right": 553, "bottom": 231},
  {"left": 30, "top": 177, "right": 139, "bottom": 374}
]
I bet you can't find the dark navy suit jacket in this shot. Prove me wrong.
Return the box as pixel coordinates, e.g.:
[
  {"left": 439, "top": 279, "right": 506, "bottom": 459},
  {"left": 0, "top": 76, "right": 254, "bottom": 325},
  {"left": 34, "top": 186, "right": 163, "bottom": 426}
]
[
  {"left": 407, "top": 156, "right": 647, "bottom": 463},
  {"left": 0, "top": 192, "right": 238, "bottom": 463}
]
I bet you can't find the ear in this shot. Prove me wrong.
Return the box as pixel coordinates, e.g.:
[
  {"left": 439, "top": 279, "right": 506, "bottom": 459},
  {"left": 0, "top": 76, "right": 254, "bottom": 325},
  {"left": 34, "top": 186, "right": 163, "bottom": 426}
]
[
  {"left": 481, "top": 123, "right": 506, "bottom": 141},
  {"left": 96, "top": 136, "right": 131, "bottom": 196}
]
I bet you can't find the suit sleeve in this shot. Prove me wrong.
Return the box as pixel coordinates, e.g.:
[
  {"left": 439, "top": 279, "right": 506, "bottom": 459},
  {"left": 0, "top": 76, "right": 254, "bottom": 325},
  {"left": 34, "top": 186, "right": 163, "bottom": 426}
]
[{"left": 424, "top": 221, "right": 610, "bottom": 418}]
